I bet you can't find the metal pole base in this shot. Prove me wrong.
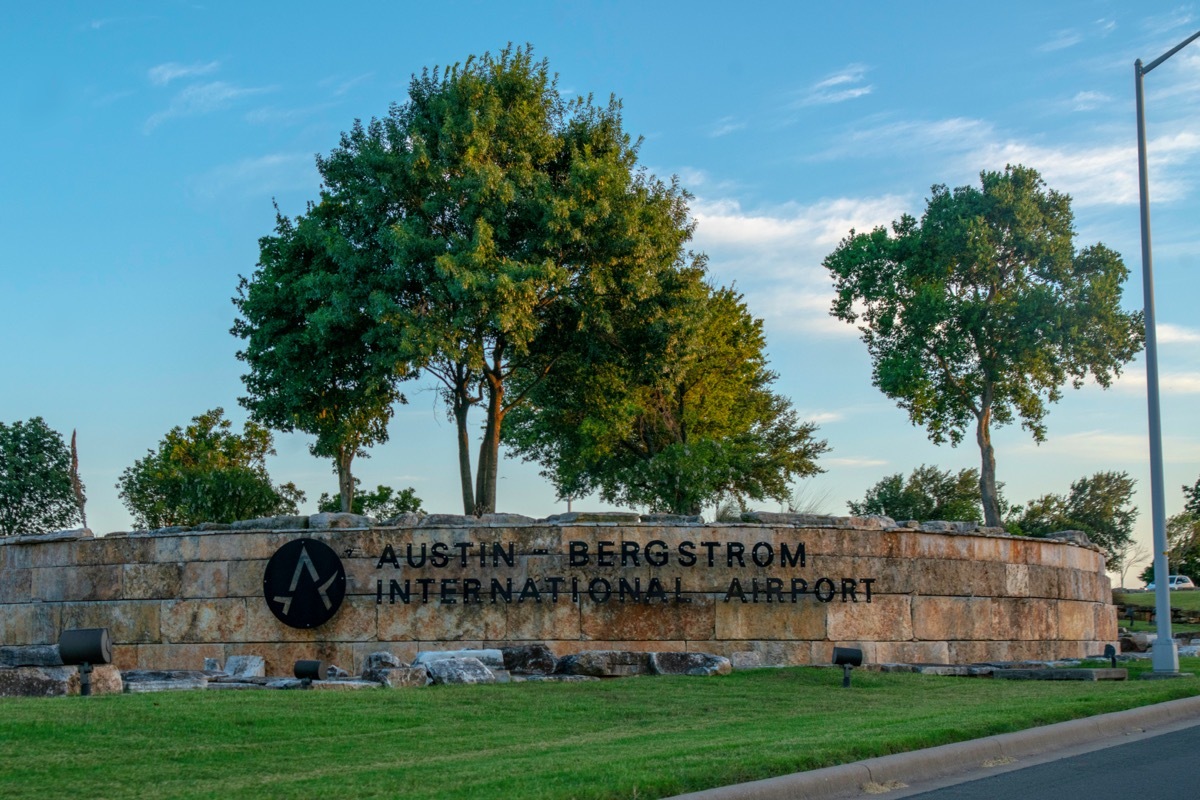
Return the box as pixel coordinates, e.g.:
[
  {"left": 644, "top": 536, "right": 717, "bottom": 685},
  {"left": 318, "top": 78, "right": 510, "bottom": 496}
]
[{"left": 1150, "top": 637, "right": 1180, "bottom": 674}]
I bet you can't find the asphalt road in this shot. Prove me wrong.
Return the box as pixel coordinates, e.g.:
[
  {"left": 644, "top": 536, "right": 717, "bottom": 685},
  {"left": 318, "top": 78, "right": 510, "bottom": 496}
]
[{"left": 898, "top": 723, "right": 1200, "bottom": 799}]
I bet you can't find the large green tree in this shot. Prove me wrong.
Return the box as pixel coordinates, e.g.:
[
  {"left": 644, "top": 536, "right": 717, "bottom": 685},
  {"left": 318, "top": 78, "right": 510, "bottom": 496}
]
[
  {"left": 0, "top": 417, "right": 82, "bottom": 537},
  {"left": 848, "top": 464, "right": 984, "bottom": 522},
  {"left": 505, "top": 280, "right": 828, "bottom": 515},
  {"left": 117, "top": 408, "right": 304, "bottom": 529},
  {"left": 312, "top": 45, "right": 694, "bottom": 514},
  {"left": 1007, "top": 470, "right": 1137, "bottom": 569},
  {"left": 233, "top": 206, "right": 413, "bottom": 512},
  {"left": 824, "top": 165, "right": 1143, "bottom": 526}
]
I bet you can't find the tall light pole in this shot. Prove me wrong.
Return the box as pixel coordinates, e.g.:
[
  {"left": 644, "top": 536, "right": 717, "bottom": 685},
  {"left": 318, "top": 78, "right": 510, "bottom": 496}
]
[{"left": 1135, "top": 29, "right": 1200, "bottom": 675}]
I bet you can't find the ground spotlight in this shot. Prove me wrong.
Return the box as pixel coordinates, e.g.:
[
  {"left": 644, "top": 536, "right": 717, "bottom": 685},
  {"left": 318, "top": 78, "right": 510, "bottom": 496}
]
[
  {"left": 58, "top": 628, "right": 112, "bottom": 697},
  {"left": 294, "top": 659, "right": 326, "bottom": 689},
  {"left": 1104, "top": 643, "right": 1118, "bottom": 669},
  {"left": 833, "top": 647, "right": 863, "bottom": 688}
]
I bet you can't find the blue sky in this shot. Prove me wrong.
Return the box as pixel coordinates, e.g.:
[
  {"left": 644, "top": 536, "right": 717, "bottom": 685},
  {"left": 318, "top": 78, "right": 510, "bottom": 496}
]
[{"left": 2, "top": 2, "right": 1198, "bottom": 576}]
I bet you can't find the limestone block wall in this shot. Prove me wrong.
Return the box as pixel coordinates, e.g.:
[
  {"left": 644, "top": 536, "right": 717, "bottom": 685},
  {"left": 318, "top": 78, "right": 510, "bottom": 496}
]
[{"left": 0, "top": 514, "right": 1117, "bottom": 676}]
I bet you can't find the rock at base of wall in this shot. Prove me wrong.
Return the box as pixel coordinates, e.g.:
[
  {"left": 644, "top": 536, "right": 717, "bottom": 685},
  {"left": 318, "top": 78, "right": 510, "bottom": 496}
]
[
  {"left": 501, "top": 644, "right": 557, "bottom": 675},
  {"left": 363, "top": 666, "right": 429, "bottom": 688},
  {"left": 311, "top": 679, "right": 380, "bottom": 690},
  {"left": 0, "top": 665, "right": 122, "bottom": 697},
  {"left": 650, "top": 652, "right": 732, "bottom": 677},
  {"left": 414, "top": 649, "right": 504, "bottom": 670},
  {"left": 513, "top": 674, "right": 601, "bottom": 683},
  {"left": 363, "top": 651, "right": 404, "bottom": 671},
  {"left": 426, "top": 657, "right": 496, "bottom": 685},
  {"left": 224, "top": 655, "right": 265, "bottom": 679},
  {"left": 0, "top": 644, "right": 64, "bottom": 668},
  {"left": 555, "top": 650, "right": 652, "bottom": 678},
  {"left": 122, "top": 670, "right": 209, "bottom": 693}
]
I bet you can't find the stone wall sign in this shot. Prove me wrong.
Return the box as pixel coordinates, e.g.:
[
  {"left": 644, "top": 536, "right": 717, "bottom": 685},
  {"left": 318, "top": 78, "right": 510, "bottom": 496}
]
[{"left": 262, "top": 538, "right": 346, "bottom": 629}]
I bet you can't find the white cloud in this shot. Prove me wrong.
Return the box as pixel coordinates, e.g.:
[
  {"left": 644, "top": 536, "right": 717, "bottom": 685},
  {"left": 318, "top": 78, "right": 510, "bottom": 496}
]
[
  {"left": 1070, "top": 91, "right": 1111, "bottom": 111},
  {"left": 1018, "top": 430, "right": 1200, "bottom": 464},
  {"left": 798, "top": 410, "right": 845, "bottom": 425},
  {"left": 708, "top": 116, "right": 746, "bottom": 138},
  {"left": 1142, "top": 8, "right": 1195, "bottom": 36},
  {"left": 796, "top": 64, "right": 873, "bottom": 106},
  {"left": 1114, "top": 366, "right": 1200, "bottom": 395},
  {"left": 145, "top": 81, "right": 272, "bottom": 131},
  {"left": 1158, "top": 323, "right": 1200, "bottom": 344},
  {"left": 245, "top": 103, "right": 335, "bottom": 126},
  {"left": 318, "top": 72, "right": 374, "bottom": 96},
  {"left": 1038, "top": 30, "right": 1083, "bottom": 52},
  {"left": 825, "top": 457, "right": 889, "bottom": 468},
  {"left": 190, "top": 153, "right": 318, "bottom": 199},
  {"left": 148, "top": 60, "right": 220, "bottom": 87}
]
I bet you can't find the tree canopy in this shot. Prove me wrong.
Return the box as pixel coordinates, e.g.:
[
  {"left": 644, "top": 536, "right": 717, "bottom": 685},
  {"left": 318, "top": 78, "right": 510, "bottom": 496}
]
[
  {"left": 505, "top": 280, "right": 828, "bottom": 515},
  {"left": 1007, "top": 470, "right": 1137, "bottom": 569},
  {"left": 317, "top": 479, "right": 423, "bottom": 519},
  {"left": 117, "top": 408, "right": 304, "bottom": 528},
  {"left": 847, "top": 464, "right": 985, "bottom": 522},
  {"left": 824, "top": 165, "right": 1143, "bottom": 526},
  {"left": 233, "top": 206, "right": 412, "bottom": 513},
  {"left": 0, "top": 417, "right": 82, "bottom": 537},
  {"left": 299, "top": 44, "right": 701, "bottom": 513}
]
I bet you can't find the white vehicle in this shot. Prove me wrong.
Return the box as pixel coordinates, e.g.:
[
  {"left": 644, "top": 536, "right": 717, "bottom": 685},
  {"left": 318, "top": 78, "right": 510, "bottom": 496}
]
[{"left": 1146, "top": 575, "right": 1196, "bottom": 591}]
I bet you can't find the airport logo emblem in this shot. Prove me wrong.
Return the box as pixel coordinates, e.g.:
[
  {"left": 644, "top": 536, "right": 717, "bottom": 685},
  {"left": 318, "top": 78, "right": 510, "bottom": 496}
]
[{"left": 263, "top": 538, "right": 347, "bottom": 629}]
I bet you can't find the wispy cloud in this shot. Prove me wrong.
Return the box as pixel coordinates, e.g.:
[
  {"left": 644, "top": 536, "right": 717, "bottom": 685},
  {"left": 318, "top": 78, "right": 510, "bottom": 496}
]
[
  {"left": 1142, "top": 7, "right": 1196, "bottom": 36},
  {"left": 1114, "top": 366, "right": 1200, "bottom": 395},
  {"left": 1069, "top": 91, "right": 1111, "bottom": 112},
  {"left": 796, "top": 64, "right": 872, "bottom": 107},
  {"left": 825, "top": 457, "right": 889, "bottom": 468},
  {"left": 145, "top": 80, "right": 272, "bottom": 132},
  {"left": 190, "top": 152, "right": 318, "bottom": 199},
  {"left": 1038, "top": 29, "right": 1083, "bottom": 53},
  {"left": 708, "top": 116, "right": 746, "bottom": 138},
  {"left": 148, "top": 60, "right": 220, "bottom": 87},
  {"left": 1016, "top": 429, "right": 1200, "bottom": 464},
  {"left": 245, "top": 103, "right": 336, "bottom": 126},
  {"left": 318, "top": 72, "right": 375, "bottom": 96}
]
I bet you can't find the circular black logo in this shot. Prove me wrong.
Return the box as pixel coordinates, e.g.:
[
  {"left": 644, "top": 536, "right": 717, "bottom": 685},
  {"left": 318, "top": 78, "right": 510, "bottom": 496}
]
[{"left": 263, "top": 538, "right": 347, "bottom": 629}]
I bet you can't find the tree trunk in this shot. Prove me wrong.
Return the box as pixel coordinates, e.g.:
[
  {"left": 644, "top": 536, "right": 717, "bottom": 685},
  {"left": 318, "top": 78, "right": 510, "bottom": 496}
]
[
  {"left": 337, "top": 446, "right": 355, "bottom": 513},
  {"left": 474, "top": 372, "right": 504, "bottom": 515},
  {"left": 975, "top": 406, "right": 1001, "bottom": 527},
  {"left": 454, "top": 390, "right": 475, "bottom": 515}
]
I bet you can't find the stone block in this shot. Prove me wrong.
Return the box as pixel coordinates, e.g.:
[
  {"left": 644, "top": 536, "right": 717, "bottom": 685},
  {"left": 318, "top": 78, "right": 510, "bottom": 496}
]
[
  {"left": 377, "top": 599, "right": 506, "bottom": 642},
  {"left": 1057, "top": 600, "right": 1099, "bottom": 641},
  {"left": 31, "top": 564, "right": 123, "bottom": 602},
  {"left": 132, "top": 643, "right": 226, "bottom": 671},
  {"left": 827, "top": 594, "right": 912, "bottom": 641},
  {"left": 241, "top": 642, "right": 356, "bottom": 679},
  {"left": 504, "top": 598, "right": 581, "bottom": 641},
  {"left": 715, "top": 598, "right": 827, "bottom": 641},
  {"left": 181, "top": 561, "right": 228, "bottom": 599},
  {"left": 0, "top": 644, "right": 63, "bottom": 667},
  {"left": 872, "top": 641, "right": 950, "bottom": 665},
  {"left": 414, "top": 649, "right": 504, "bottom": 670},
  {"left": 59, "top": 600, "right": 161, "bottom": 644},
  {"left": 122, "top": 563, "right": 183, "bottom": 600},
  {"left": 363, "top": 666, "right": 429, "bottom": 687},
  {"left": 0, "top": 664, "right": 122, "bottom": 697},
  {"left": 309, "top": 513, "right": 372, "bottom": 530},
  {"left": 226, "top": 559, "right": 269, "bottom": 598},
  {"left": 502, "top": 644, "right": 557, "bottom": 675},
  {"left": 580, "top": 595, "right": 715, "bottom": 642},
  {"left": 729, "top": 651, "right": 763, "bottom": 669},
  {"left": 1005, "top": 564, "right": 1030, "bottom": 597},
  {"left": 225, "top": 655, "right": 266, "bottom": 678},
  {"left": 912, "top": 597, "right": 992, "bottom": 641},
  {"left": 426, "top": 657, "right": 496, "bottom": 684},
  {"left": 229, "top": 516, "right": 310, "bottom": 531},
  {"left": 122, "top": 670, "right": 208, "bottom": 692},
  {"left": 0, "top": 602, "right": 61, "bottom": 646},
  {"left": 311, "top": 678, "right": 380, "bottom": 690},
  {"left": 0, "top": 569, "right": 31, "bottom": 603},
  {"left": 555, "top": 650, "right": 651, "bottom": 677},
  {"left": 240, "top": 594, "right": 377, "bottom": 643},
  {"left": 649, "top": 651, "right": 731, "bottom": 676},
  {"left": 161, "top": 598, "right": 247, "bottom": 643},
  {"left": 363, "top": 651, "right": 404, "bottom": 670}
]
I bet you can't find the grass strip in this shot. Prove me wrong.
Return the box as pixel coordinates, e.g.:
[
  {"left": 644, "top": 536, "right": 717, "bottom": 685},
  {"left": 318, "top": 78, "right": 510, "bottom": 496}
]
[{"left": 1, "top": 658, "right": 1197, "bottom": 800}]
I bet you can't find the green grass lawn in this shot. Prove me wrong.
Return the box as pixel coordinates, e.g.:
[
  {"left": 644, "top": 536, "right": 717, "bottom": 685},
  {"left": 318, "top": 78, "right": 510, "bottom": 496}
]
[{"left": 2, "top": 661, "right": 1198, "bottom": 800}]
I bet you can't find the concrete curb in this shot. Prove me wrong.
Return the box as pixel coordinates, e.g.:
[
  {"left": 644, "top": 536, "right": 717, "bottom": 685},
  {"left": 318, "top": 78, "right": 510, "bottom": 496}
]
[{"left": 667, "top": 695, "right": 1200, "bottom": 800}]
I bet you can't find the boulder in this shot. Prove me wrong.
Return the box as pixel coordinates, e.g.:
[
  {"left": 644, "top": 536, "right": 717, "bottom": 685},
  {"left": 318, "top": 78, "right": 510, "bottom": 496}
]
[
  {"left": 638, "top": 514, "right": 704, "bottom": 525},
  {"left": 363, "top": 651, "right": 404, "bottom": 671},
  {"left": 650, "top": 652, "right": 731, "bottom": 677},
  {"left": 379, "top": 512, "right": 423, "bottom": 527},
  {"left": 478, "top": 513, "right": 537, "bottom": 525},
  {"left": 0, "top": 644, "right": 64, "bottom": 668},
  {"left": 418, "top": 514, "right": 478, "bottom": 527},
  {"left": 311, "top": 679, "right": 380, "bottom": 691},
  {"left": 426, "top": 657, "right": 496, "bottom": 685},
  {"left": 1046, "top": 530, "right": 1094, "bottom": 547},
  {"left": 325, "top": 665, "right": 350, "bottom": 679},
  {"left": 229, "top": 515, "right": 309, "bottom": 531},
  {"left": 542, "top": 512, "right": 641, "bottom": 524},
  {"left": 501, "top": 644, "right": 557, "bottom": 675},
  {"left": 363, "top": 666, "right": 430, "bottom": 688},
  {"left": 308, "top": 512, "right": 371, "bottom": 530},
  {"left": 224, "top": 655, "right": 265, "bottom": 679},
  {"left": 414, "top": 649, "right": 504, "bottom": 671},
  {"left": 203, "top": 658, "right": 223, "bottom": 672},
  {"left": 513, "top": 674, "right": 601, "bottom": 683},
  {"left": 122, "top": 670, "right": 209, "bottom": 693},
  {"left": 555, "top": 650, "right": 651, "bottom": 678},
  {"left": 0, "top": 665, "right": 122, "bottom": 697},
  {"left": 206, "top": 682, "right": 266, "bottom": 690}
]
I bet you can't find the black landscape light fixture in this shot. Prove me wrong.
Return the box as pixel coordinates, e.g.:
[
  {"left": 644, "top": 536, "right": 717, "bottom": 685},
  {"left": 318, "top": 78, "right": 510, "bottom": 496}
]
[
  {"left": 58, "top": 628, "right": 112, "bottom": 697},
  {"left": 832, "top": 647, "right": 863, "bottom": 688},
  {"left": 1135, "top": 26, "right": 1200, "bottom": 676},
  {"left": 1104, "top": 644, "right": 1118, "bottom": 669},
  {"left": 294, "top": 659, "right": 326, "bottom": 689}
]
